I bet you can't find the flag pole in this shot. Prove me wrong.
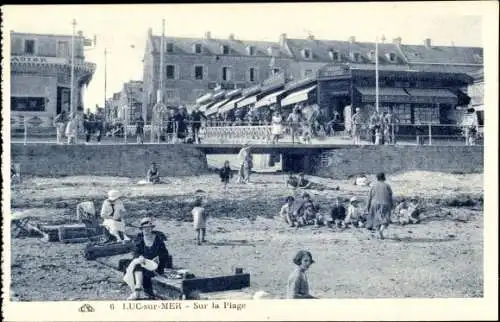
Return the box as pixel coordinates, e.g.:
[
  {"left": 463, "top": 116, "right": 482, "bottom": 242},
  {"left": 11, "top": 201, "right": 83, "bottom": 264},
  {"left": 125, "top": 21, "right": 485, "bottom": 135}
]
[
  {"left": 375, "top": 35, "right": 379, "bottom": 113},
  {"left": 70, "top": 19, "right": 76, "bottom": 114}
]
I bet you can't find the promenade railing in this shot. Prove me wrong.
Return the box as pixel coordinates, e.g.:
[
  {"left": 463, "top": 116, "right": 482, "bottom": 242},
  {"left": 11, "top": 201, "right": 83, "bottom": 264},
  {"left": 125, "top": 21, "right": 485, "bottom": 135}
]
[{"left": 12, "top": 120, "right": 484, "bottom": 146}]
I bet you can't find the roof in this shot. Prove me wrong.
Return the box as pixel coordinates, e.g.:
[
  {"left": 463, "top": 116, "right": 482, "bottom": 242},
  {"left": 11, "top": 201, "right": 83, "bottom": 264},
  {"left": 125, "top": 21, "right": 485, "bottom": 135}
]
[
  {"left": 399, "top": 44, "right": 483, "bottom": 65},
  {"left": 285, "top": 38, "right": 407, "bottom": 64},
  {"left": 151, "top": 35, "right": 292, "bottom": 58}
]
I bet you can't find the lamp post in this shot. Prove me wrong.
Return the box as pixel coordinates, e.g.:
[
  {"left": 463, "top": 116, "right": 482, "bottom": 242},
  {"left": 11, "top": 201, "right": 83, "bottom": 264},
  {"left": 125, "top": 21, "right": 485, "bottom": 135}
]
[
  {"left": 70, "top": 19, "right": 76, "bottom": 114},
  {"left": 375, "top": 35, "right": 379, "bottom": 113}
]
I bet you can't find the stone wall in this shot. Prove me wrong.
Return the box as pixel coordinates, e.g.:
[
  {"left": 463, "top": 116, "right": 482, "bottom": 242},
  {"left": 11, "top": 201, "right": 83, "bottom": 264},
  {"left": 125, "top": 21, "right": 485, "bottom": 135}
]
[
  {"left": 311, "top": 145, "right": 483, "bottom": 179},
  {"left": 11, "top": 144, "right": 208, "bottom": 177}
]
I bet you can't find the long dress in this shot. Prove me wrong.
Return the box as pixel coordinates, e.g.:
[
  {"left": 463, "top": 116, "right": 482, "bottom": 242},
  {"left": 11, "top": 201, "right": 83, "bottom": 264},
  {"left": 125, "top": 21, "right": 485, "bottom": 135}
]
[
  {"left": 271, "top": 115, "right": 283, "bottom": 136},
  {"left": 366, "top": 181, "right": 393, "bottom": 229}
]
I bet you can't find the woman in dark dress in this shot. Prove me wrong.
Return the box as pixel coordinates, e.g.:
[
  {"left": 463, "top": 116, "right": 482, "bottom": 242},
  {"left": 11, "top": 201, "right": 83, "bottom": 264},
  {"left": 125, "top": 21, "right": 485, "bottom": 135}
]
[{"left": 125, "top": 217, "right": 171, "bottom": 300}]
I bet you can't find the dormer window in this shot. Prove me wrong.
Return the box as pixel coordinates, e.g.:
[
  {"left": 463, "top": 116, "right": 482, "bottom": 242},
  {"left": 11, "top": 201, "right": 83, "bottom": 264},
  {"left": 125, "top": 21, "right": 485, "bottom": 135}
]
[
  {"left": 351, "top": 52, "right": 361, "bottom": 62},
  {"left": 302, "top": 48, "right": 312, "bottom": 59},
  {"left": 368, "top": 50, "right": 376, "bottom": 61},
  {"left": 328, "top": 50, "right": 340, "bottom": 61},
  {"left": 221, "top": 45, "right": 230, "bottom": 55},
  {"left": 386, "top": 52, "right": 397, "bottom": 62},
  {"left": 166, "top": 43, "right": 174, "bottom": 53},
  {"left": 473, "top": 53, "right": 482, "bottom": 62},
  {"left": 247, "top": 45, "right": 256, "bottom": 56},
  {"left": 193, "top": 43, "right": 202, "bottom": 54}
]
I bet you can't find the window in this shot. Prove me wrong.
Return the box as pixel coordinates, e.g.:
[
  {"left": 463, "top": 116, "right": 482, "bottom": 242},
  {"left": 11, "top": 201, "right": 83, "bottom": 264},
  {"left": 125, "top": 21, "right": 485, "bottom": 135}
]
[
  {"left": 194, "top": 43, "right": 202, "bottom": 54},
  {"left": 222, "top": 45, "right": 230, "bottom": 55},
  {"left": 351, "top": 52, "right": 361, "bottom": 62},
  {"left": 303, "top": 69, "right": 313, "bottom": 78},
  {"left": 166, "top": 65, "right": 176, "bottom": 79},
  {"left": 222, "top": 67, "right": 232, "bottom": 81},
  {"left": 247, "top": 46, "right": 256, "bottom": 56},
  {"left": 194, "top": 66, "right": 204, "bottom": 80},
  {"left": 388, "top": 52, "right": 397, "bottom": 62},
  {"left": 11, "top": 97, "right": 45, "bottom": 112},
  {"left": 24, "top": 39, "right": 36, "bottom": 55},
  {"left": 249, "top": 68, "right": 257, "bottom": 82},
  {"left": 303, "top": 48, "right": 312, "bottom": 59},
  {"left": 166, "top": 43, "right": 174, "bottom": 53},
  {"left": 329, "top": 50, "right": 339, "bottom": 61},
  {"left": 272, "top": 68, "right": 280, "bottom": 75},
  {"left": 57, "top": 41, "right": 69, "bottom": 57},
  {"left": 368, "top": 51, "right": 375, "bottom": 60}
]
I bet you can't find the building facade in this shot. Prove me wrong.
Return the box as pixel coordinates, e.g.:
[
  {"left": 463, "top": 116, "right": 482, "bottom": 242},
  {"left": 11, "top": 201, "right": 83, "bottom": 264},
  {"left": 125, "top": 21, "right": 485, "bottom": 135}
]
[
  {"left": 141, "top": 30, "right": 483, "bottom": 122},
  {"left": 10, "top": 31, "right": 96, "bottom": 129},
  {"left": 118, "top": 80, "right": 143, "bottom": 124}
]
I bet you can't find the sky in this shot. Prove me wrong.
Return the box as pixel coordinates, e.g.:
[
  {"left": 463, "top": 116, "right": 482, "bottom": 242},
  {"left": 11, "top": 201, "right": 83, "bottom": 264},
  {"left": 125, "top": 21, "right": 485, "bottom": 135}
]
[{"left": 2, "top": 3, "right": 490, "bottom": 111}]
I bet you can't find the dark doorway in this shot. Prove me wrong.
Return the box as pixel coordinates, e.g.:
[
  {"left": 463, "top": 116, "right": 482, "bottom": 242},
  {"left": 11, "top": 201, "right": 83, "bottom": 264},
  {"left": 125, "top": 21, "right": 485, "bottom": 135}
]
[{"left": 57, "top": 87, "right": 70, "bottom": 114}]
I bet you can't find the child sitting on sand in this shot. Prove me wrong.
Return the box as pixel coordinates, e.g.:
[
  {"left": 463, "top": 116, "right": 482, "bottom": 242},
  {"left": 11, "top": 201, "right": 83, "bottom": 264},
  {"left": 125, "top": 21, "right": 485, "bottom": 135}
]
[
  {"left": 280, "top": 196, "right": 297, "bottom": 227},
  {"left": 295, "top": 193, "right": 321, "bottom": 227},
  {"left": 192, "top": 196, "right": 208, "bottom": 245},
  {"left": 219, "top": 160, "right": 233, "bottom": 189},
  {"left": 329, "top": 197, "right": 347, "bottom": 228},
  {"left": 393, "top": 198, "right": 421, "bottom": 225},
  {"left": 344, "top": 197, "right": 366, "bottom": 228}
]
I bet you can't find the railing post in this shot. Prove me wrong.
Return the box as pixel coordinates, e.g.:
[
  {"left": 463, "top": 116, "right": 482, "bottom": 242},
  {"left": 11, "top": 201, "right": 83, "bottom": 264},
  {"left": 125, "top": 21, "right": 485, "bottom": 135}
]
[
  {"left": 124, "top": 124, "right": 128, "bottom": 144},
  {"left": 428, "top": 123, "right": 432, "bottom": 146},
  {"left": 24, "top": 122, "right": 28, "bottom": 145}
]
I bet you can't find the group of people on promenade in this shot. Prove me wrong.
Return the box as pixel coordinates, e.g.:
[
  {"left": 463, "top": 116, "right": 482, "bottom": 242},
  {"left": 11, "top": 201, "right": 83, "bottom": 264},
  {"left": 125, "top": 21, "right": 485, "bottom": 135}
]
[
  {"left": 350, "top": 108, "right": 399, "bottom": 145},
  {"left": 53, "top": 107, "right": 106, "bottom": 145}
]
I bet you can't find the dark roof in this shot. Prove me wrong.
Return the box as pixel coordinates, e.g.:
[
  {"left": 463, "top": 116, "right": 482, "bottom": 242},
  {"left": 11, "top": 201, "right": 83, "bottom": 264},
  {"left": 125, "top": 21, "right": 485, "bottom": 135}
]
[
  {"left": 151, "top": 36, "right": 292, "bottom": 58},
  {"left": 285, "top": 38, "right": 407, "bottom": 64},
  {"left": 399, "top": 44, "right": 483, "bottom": 65}
]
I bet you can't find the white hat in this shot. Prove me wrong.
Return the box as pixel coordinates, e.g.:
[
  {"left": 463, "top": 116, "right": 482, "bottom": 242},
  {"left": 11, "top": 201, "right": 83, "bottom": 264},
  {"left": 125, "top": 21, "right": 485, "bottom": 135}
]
[
  {"left": 350, "top": 196, "right": 359, "bottom": 203},
  {"left": 139, "top": 217, "right": 155, "bottom": 229},
  {"left": 108, "top": 189, "right": 121, "bottom": 201}
]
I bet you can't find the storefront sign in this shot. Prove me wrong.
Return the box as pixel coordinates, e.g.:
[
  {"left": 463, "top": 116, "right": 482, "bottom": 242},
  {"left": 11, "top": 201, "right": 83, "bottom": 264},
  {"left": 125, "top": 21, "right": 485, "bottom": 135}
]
[
  {"left": 318, "top": 65, "right": 350, "bottom": 79},
  {"left": 11, "top": 56, "right": 68, "bottom": 65}
]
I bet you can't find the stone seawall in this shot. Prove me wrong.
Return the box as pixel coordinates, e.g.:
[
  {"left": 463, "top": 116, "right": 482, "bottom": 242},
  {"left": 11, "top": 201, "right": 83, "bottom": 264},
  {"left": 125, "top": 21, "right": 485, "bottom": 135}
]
[
  {"left": 311, "top": 145, "right": 483, "bottom": 179},
  {"left": 11, "top": 144, "right": 208, "bottom": 177}
]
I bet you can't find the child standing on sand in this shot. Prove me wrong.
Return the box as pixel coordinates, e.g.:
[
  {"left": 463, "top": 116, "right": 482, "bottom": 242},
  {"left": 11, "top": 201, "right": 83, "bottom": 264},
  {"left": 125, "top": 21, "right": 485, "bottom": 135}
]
[
  {"left": 192, "top": 196, "right": 208, "bottom": 245},
  {"left": 219, "top": 160, "right": 233, "bottom": 189}
]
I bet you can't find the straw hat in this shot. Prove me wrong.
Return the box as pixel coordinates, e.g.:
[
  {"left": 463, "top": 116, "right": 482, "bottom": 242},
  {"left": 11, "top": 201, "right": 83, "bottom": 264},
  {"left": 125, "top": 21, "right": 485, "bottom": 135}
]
[
  {"left": 107, "top": 189, "right": 121, "bottom": 201},
  {"left": 139, "top": 217, "right": 155, "bottom": 229}
]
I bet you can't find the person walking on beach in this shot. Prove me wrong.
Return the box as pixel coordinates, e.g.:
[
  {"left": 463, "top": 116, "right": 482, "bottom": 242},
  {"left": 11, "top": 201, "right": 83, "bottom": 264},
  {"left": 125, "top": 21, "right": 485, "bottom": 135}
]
[
  {"left": 219, "top": 160, "right": 233, "bottom": 189},
  {"left": 366, "top": 172, "right": 393, "bottom": 239}
]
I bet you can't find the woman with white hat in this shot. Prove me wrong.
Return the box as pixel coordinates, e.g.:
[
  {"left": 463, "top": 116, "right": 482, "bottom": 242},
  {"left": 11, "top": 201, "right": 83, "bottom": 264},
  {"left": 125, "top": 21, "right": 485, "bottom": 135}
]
[
  {"left": 100, "top": 189, "right": 129, "bottom": 242},
  {"left": 124, "top": 217, "right": 170, "bottom": 300}
]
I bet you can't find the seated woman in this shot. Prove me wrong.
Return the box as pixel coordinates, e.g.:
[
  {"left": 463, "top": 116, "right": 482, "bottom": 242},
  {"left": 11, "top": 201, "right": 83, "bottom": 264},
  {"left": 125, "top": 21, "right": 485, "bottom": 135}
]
[
  {"left": 100, "top": 190, "right": 130, "bottom": 242},
  {"left": 147, "top": 162, "right": 161, "bottom": 184},
  {"left": 124, "top": 217, "right": 171, "bottom": 300},
  {"left": 344, "top": 197, "right": 366, "bottom": 228}
]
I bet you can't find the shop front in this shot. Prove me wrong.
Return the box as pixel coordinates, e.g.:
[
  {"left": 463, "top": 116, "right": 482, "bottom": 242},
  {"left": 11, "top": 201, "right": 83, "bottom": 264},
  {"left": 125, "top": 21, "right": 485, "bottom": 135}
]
[{"left": 10, "top": 55, "right": 96, "bottom": 129}]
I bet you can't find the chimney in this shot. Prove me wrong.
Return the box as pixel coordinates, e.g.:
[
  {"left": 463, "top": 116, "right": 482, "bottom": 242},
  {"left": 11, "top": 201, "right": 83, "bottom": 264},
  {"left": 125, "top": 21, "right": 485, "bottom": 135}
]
[
  {"left": 148, "top": 28, "right": 153, "bottom": 36},
  {"left": 392, "top": 37, "right": 402, "bottom": 45},
  {"left": 204, "top": 31, "right": 211, "bottom": 40},
  {"left": 348, "top": 36, "right": 356, "bottom": 44},
  {"left": 77, "top": 30, "right": 83, "bottom": 37},
  {"left": 228, "top": 33, "right": 235, "bottom": 41},
  {"left": 307, "top": 34, "right": 315, "bottom": 40},
  {"left": 279, "top": 33, "right": 287, "bottom": 48},
  {"left": 424, "top": 38, "right": 432, "bottom": 48}
]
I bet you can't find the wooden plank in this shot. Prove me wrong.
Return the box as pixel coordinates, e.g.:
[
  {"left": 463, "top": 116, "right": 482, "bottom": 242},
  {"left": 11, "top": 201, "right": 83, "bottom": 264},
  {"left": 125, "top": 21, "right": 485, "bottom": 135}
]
[
  {"left": 84, "top": 241, "right": 134, "bottom": 260},
  {"left": 182, "top": 274, "right": 250, "bottom": 295}
]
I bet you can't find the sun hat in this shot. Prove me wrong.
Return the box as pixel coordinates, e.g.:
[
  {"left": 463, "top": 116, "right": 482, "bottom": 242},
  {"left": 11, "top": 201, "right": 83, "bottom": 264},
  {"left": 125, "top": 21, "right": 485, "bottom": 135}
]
[
  {"left": 107, "top": 189, "right": 121, "bottom": 201},
  {"left": 350, "top": 196, "right": 359, "bottom": 203},
  {"left": 139, "top": 217, "right": 155, "bottom": 229}
]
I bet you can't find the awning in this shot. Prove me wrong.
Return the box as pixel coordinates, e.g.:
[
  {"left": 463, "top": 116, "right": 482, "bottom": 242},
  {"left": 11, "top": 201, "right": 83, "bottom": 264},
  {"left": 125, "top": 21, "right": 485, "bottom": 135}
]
[
  {"left": 199, "top": 101, "right": 214, "bottom": 112},
  {"left": 280, "top": 85, "right": 317, "bottom": 107},
  {"left": 196, "top": 93, "right": 212, "bottom": 104},
  {"left": 205, "top": 98, "right": 230, "bottom": 116},
  {"left": 355, "top": 87, "right": 411, "bottom": 103},
  {"left": 236, "top": 94, "right": 259, "bottom": 108},
  {"left": 405, "top": 88, "right": 458, "bottom": 105},
  {"left": 254, "top": 89, "right": 286, "bottom": 109},
  {"left": 218, "top": 96, "right": 245, "bottom": 114}
]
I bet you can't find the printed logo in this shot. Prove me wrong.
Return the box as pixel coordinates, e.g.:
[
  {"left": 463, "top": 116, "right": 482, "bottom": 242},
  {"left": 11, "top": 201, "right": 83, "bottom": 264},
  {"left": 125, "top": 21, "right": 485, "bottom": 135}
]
[{"left": 78, "top": 303, "right": 95, "bottom": 313}]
